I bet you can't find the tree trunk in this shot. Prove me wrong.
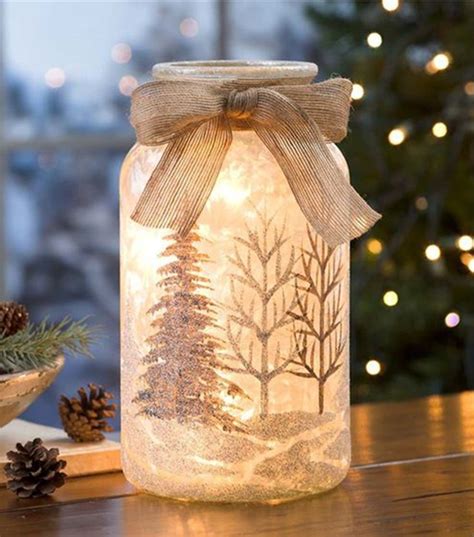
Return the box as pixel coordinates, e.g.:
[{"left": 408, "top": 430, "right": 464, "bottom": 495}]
[
  {"left": 260, "top": 379, "right": 269, "bottom": 417},
  {"left": 318, "top": 379, "right": 325, "bottom": 415}
]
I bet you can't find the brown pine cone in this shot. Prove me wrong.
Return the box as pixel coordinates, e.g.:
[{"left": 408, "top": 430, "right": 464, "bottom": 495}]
[
  {"left": 59, "top": 384, "right": 116, "bottom": 442},
  {"left": 4, "top": 437, "right": 67, "bottom": 498},
  {"left": 0, "top": 301, "right": 29, "bottom": 337}
]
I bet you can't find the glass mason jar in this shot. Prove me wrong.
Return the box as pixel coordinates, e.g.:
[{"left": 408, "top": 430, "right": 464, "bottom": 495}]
[{"left": 120, "top": 61, "right": 351, "bottom": 503}]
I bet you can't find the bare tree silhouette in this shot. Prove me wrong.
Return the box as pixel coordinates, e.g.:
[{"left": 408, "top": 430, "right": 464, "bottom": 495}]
[
  {"left": 223, "top": 208, "right": 299, "bottom": 417},
  {"left": 134, "top": 230, "right": 244, "bottom": 432},
  {"left": 288, "top": 227, "right": 346, "bottom": 414}
]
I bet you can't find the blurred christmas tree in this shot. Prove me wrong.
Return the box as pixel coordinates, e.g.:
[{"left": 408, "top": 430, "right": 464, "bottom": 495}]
[{"left": 306, "top": 0, "right": 474, "bottom": 402}]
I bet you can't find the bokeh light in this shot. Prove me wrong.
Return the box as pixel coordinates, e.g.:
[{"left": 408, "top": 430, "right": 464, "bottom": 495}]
[
  {"left": 415, "top": 196, "right": 428, "bottom": 211},
  {"left": 465, "top": 81, "right": 474, "bottom": 96},
  {"left": 366, "top": 359, "right": 382, "bottom": 376},
  {"left": 388, "top": 127, "right": 407, "bottom": 145},
  {"left": 432, "top": 122, "right": 447, "bottom": 138},
  {"left": 367, "top": 32, "right": 383, "bottom": 48},
  {"left": 351, "top": 83, "right": 365, "bottom": 100},
  {"left": 383, "top": 290, "right": 398, "bottom": 307},
  {"left": 382, "top": 0, "right": 399, "bottom": 11},
  {"left": 426, "top": 52, "right": 451, "bottom": 74},
  {"left": 119, "top": 75, "right": 138, "bottom": 96},
  {"left": 425, "top": 244, "right": 441, "bottom": 261},
  {"left": 457, "top": 235, "right": 473, "bottom": 251},
  {"left": 367, "top": 238, "right": 383, "bottom": 255},
  {"left": 44, "top": 67, "right": 66, "bottom": 89},
  {"left": 180, "top": 17, "right": 199, "bottom": 38},
  {"left": 445, "top": 312, "right": 460, "bottom": 328},
  {"left": 111, "top": 43, "right": 132, "bottom": 64}
]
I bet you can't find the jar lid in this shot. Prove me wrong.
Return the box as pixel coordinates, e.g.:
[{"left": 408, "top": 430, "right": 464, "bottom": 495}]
[{"left": 152, "top": 60, "right": 318, "bottom": 86}]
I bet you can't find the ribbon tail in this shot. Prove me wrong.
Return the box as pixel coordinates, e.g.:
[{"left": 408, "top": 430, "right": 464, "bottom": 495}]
[
  {"left": 131, "top": 115, "right": 233, "bottom": 237},
  {"left": 253, "top": 90, "right": 381, "bottom": 247}
]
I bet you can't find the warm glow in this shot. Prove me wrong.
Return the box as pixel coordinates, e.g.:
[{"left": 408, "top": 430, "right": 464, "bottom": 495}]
[
  {"left": 209, "top": 178, "right": 250, "bottom": 205},
  {"left": 382, "top": 0, "right": 399, "bottom": 11},
  {"left": 366, "top": 359, "right": 382, "bottom": 376},
  {"left": 425, "top": 244, "right": 441, "bottom": 261},
  {"left": 388, "top": 127, "right": 407, "bottom": 145},
  {"left": 367, "top": 238, "right": 383, "bottom": 255},
  {"left": 432, "top": 122, "right": 447, "bottom": 138},
  {"left": 415, "top": 196, "right": 428, "bottom": 211},
  {"left": 111, "top": 43, "right": 132, "bottom": 64},
  {"left": 457, "top": 235, "right": 473, "bottom": 251},
  {"left": 179, "top": 17, "right": 199, "bottom": 37},
  {"left": 44, "top": 67, "right": 65, "bottom": 89},
  {"left": 426, "top": 52, "right": 451, "bottom": 74},
  {"left": 351, "top": 83, "right": 365, "bottom": 100},
  {"left": 383, "top": 290, "right": 398, "bottom": 307},
  {"left": 367, "top": 32, "right": 383, "bottom": 48},
  {"left": 465, "top": 82, "right": 474, "bottom": 96},
  {"left": 469, "top": 259, "right": 474, "bottom": 273},
  {"left": 445, "top": 312, "right": 460, "bottom": 328},
  {"left": 119, "top": 75, "right": 138, "bottom": 96},
  {"left": 460, "top": 252, "right": 473, "bottom": 266},
  {"left": 120, "top": 128, "right": 352, "bottom": 501}
]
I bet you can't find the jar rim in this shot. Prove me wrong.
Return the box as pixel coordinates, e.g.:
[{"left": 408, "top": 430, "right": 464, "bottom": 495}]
[{"left": 152, "top": 60, "right": 318, "bottom": 82}]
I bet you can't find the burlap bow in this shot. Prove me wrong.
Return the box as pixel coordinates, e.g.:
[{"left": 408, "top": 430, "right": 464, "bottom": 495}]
[{"left": 130, "top": 78, "right": 380, "bottom": 246}]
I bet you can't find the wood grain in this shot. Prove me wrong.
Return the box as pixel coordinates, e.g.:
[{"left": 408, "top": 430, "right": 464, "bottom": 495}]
[
  {"left": 352, "top": 391, "right": 474, "bottom": 465},
  {"left": 1, "top": 456, "right": 473, "bottom": 536},
  {"left": 1, "top": 392, "right": 473, "bottom": 536}
]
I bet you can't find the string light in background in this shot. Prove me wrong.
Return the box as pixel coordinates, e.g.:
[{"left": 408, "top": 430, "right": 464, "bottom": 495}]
[
  {"left": 468, "top": 258, "right": 474, "bottom": 273},
  {"left": 425, "top": 244, "right": 441, "bottom": 261},
  {"left": 432, "top": 121, "right": 448, "bottom": 138},
  {"left": 367, "top": 32, "right": 383, "bottom": 48},
  {"left": 457, "top": 235, "right": 473, "bottom": 251},
  {"left": 180, "top": 17, "right": 199, "bottom": 38},
  {"left": 465, "top": 81, "right": 474, "bottom": 96},
  {"left": 382, "top": 0, "right": 399, "bottom": 12},
  {"left": 383, "top": 290, "right": 398, "bottom": 307},
  {"left": 367, "top": 238, "right": 383, "bottom": 255},
  {"left": 119, "top": 75, "right": 138, "bottom": 96},
  {"left": 351, "top": 83, "right": 365, "bottom": 100},
  {"left": 415, "top": 196, "right": 429, "bottom": 211},
  {"left": 111, "top": 43, "right": 132, "bottom": 64},
  {"left": 425, "top": 52, "right": 451, "bottom": 74},
  {"left": 366, "top": 359, "right": 382, "bottom": 376},
  {"left": 460, "top": 252, "right": 472, "bottom": 265},
  {"left": 445, "top": 312, "right": 461, "bottom": 328},
  {"left": 44, "top": 67, "right": 66, "bottom": 89},
  {"left": 388, "top": 126, "right": 407, "bottom": 145}
]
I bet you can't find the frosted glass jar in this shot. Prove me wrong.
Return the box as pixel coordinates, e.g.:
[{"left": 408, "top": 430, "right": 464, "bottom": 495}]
[{"left": 120, "top": 61, "right": 351, "bottom": 503}]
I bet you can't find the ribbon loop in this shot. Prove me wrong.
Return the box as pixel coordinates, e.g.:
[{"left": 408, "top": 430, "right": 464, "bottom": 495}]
[{"left": 130, "top": 78, "right": 381, "bottom": 245}]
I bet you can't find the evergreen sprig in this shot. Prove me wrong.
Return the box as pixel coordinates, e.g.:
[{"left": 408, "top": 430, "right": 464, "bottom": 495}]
[{"left": 0, "top": 317, "right": 97, "bottom": 374}]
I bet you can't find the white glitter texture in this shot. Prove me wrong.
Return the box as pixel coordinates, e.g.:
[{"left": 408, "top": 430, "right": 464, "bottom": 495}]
[{"left": 120, "top": 131, "right": 351, "bottom": 503}]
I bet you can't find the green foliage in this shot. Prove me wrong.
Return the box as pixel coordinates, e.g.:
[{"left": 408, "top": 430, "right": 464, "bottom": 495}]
[
  {"left": 0, "top": 318, "right": 97, "bottom": 374},
  {"left": 306, "top": 0, "right": 474, "bottom": 402}
]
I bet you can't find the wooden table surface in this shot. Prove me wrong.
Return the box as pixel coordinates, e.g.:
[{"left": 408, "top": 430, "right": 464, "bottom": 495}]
[{"left": 1, "top": 392, "right": 474, "bottom": 536}]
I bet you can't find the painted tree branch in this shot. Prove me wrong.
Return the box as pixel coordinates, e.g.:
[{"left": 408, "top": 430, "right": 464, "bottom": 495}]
[
  {"left": 223, "top": 207, "right": 299, "bottom": 416},
  {"left": 289, "top": 226, "right": 347, "bottom": 414}
]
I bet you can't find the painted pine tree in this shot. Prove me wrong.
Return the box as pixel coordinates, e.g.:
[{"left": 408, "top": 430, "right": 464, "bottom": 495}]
[{"left": 134, "top": 230, "right": 244, "bottom": 432}]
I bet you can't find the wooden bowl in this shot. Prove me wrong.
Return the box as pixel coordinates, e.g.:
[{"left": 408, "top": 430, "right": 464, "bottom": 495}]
[{"left": 0, "top": 356, "right": 64, "bottom": 427}]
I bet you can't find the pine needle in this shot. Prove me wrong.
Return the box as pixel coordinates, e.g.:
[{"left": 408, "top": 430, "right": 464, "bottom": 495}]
[{"left": 0, "top": 317, "right": 98, "bottom": 374}]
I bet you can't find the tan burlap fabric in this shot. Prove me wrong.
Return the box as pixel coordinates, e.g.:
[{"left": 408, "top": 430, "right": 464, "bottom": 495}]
[{"left": 130, "top": 78, "right": 380, "bottom": 246}]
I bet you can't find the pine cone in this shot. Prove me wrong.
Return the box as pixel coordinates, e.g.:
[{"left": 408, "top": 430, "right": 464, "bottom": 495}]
[
  {"left": 59, "top": 384, "right": 116, "bottom": 442},
  {"left": 4, "top": 438, "right": 67, "bottom": 498},
  {"left": 0, "top": 301, "right": 29, "bottom": 337}
]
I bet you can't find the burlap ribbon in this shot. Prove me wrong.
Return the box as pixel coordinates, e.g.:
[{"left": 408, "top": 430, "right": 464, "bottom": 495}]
[{"left": 130, "top": 78, "right": 380, "bottom": 246}]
